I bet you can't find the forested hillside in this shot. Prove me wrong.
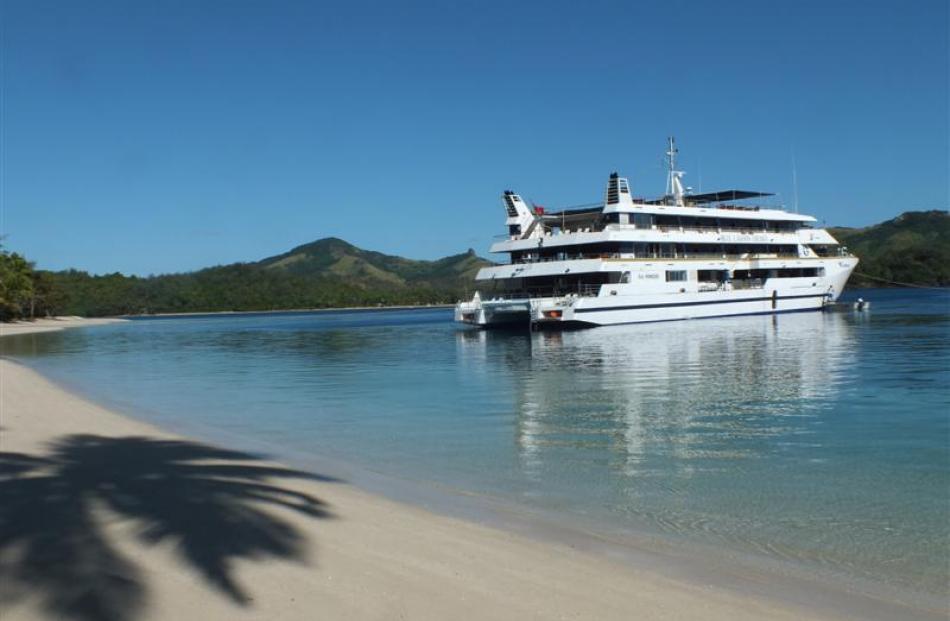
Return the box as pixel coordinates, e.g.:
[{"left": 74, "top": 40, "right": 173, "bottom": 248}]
[
  {"left": 38, "top": 239, "right": 491, "bottom": 317},
  {"left": 830, "top": 210, "right": 949, "bottom": 287}
]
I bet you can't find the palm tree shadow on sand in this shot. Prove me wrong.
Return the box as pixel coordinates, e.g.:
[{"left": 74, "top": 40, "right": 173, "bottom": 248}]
[{"left": 0, "top": 434, "right": 338, "bottom": 621}]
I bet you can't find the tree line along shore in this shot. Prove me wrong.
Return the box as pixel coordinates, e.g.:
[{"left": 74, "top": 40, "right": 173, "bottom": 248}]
[{"left": 2, "top": 210, "right": 947, "bottom": 321}]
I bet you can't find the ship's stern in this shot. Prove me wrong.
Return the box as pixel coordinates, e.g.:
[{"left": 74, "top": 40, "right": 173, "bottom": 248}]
[
  {"left": 455, "top": 292, "right": 537, "bottom": 328},
  {"left": 455, "top": 295, "right": 484, "bottom": 326}
]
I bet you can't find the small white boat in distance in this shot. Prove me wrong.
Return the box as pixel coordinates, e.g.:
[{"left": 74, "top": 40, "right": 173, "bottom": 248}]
[{"left": 456, "top": 138, "right": 858, "bottom": 329}]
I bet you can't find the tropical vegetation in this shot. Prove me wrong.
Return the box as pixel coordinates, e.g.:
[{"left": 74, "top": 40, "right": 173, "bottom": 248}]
[
  {"left": 0, "top": 245, "right": 63, "bottom": 321},
  {"left": 829, "top": 210, "right": 949, "bottom": 288},
  {"left": 24, "top": 238, "right": 490, "bottom": 318}
]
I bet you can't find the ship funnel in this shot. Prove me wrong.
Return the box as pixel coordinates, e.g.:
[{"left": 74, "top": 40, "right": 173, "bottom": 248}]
[
  {"left": 604, "top": 172, "right": 634, "bottom": 209},
  {"left": 502, "top": 190, "right": 538, "bottom": 239}
]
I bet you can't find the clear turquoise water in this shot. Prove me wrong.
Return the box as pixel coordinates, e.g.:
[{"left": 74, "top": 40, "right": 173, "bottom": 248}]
[{"left": 3, "top": 289, "right": 948, "bottom": 601}]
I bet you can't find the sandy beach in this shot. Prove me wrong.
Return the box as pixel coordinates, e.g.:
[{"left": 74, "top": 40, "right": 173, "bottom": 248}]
[
  {"left": 0, "top": 317, "right": 127, "bottom": 337},
  {"left": 0, "top": 322, "right": 940, "bottom": 621}
]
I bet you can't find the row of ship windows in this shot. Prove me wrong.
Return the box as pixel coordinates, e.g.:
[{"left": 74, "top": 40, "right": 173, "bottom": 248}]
[
  {"left": 658, "top": 267, "right": 824, "bottom": 283},
  {"left": 512, "top": 243, "right": 801, "bottom": 263},
  {"left": 483, "top": 267, "right": 825, "bottom": 299},
  {"left": 604, "top": 213, "right": 804, "bottom": 232}
]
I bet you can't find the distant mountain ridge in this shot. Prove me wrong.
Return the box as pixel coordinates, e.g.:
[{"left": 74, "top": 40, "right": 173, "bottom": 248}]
[
  {"left": 258, "top": 237, "right": 487, "bottom": 291},
  {"left": 829, "top": 210, "right": 949, "bottom": 287},
  {"left": 45, "top": 238, "right": 492, "bottom": 317}
]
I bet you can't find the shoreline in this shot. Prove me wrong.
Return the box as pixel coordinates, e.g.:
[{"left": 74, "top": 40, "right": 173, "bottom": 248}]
[
  {"left": 0, "top": 316, "right": 128, "bottom": 337},
  {"left": 122, "top": 304, "right": 456, "bottom": 319},
  {"left": 0, "top": 306, "right": 451, "bottom": 336},
  {"left": 2, "top": 366, "right": 945, "bottom": 620}
]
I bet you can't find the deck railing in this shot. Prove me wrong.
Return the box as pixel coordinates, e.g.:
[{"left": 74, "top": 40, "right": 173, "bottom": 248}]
[
  {"left": 654, "top": 225, "right": 785, "bottom": 234},
  {"left": 496, "top": 224, "right": 804, "bottom": 243},
  {"left": 810, "top": 246, "right": 854, "bottom": 258},
  {"left": 510, "top": 252, "right": 800, "bottom": 265}
]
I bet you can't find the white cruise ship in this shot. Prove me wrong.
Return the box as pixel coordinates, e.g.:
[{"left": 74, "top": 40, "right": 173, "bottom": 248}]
[{"left": 456, "top": 139, "right": 858, "bottom": 328}]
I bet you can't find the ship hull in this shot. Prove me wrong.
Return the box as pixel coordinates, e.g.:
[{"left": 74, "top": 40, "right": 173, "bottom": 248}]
[{"left": 456, "top": 258, "right": 857, "bottom": 329}]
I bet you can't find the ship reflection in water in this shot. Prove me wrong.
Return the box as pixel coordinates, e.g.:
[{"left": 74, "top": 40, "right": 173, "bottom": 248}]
[
  {"left": 452, "top": 312, "right": 917, "bottom": 591},
  {"left": 458, "top": 311, "right": 855, "bottom": 479}
]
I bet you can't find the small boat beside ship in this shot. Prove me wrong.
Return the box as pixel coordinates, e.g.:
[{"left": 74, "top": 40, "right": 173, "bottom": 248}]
[{"left": 456, "top": 138, "right": 858, "bottom": 328}]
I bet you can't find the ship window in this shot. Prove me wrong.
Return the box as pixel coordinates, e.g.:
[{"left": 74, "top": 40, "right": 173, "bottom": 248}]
[
  {"left": 698, "top": 269, "right": 727, "bottom": 282},
  {"left": 758, "top": 267, "right": 824, "bottom": 278},
  {"left": 666, "top": 270, "right": 687, "bottom": 282},
  {"left": 633, "top": 214, "right": 653, "bottom": 229}
]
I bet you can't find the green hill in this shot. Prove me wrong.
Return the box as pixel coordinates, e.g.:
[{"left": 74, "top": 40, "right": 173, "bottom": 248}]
[
  {"left": 44, "top": 239, "right": 492, "bottom": 317},
  {"left": 830, "top": 210, "right": 949, "bottom": 287},
  {"left": 259, "top": 237, "right": 487, "bottom": 290}
]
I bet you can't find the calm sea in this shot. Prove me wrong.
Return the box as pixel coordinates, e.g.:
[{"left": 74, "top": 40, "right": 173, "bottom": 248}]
[{"left": 3, "top": 288, "right": 948, "bottom": 605}]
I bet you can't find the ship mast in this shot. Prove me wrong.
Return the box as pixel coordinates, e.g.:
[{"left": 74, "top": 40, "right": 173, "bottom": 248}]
[
  {"left": 665, "top": 136, "right": 677, "bottom": 195},
  {"left": 665, "top": 136, "right": 686, "bottom": 206}
]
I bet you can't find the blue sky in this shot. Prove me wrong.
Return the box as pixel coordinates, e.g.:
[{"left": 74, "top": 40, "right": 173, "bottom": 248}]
[{"left": 2, "top": 0, "right": 947, "bottom": 275}]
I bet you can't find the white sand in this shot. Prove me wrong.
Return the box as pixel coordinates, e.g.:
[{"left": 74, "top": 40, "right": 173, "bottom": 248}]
[
  {"left": 0, "top": 317, "right": 127, "bottom": 337},
  {"left": 1, "top": 322, "right": 940, "bottom": 620}
]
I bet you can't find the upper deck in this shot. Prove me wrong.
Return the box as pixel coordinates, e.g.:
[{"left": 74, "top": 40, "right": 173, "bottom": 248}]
[
  {"left": 493, "top": 141, "right": 829, "bottom": 256},
  {"left": 490, "top": 224, "right": 837, "bottom": 255},
  {"left": 492, "top": 193, "right": 829, "bottom": 254}
]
